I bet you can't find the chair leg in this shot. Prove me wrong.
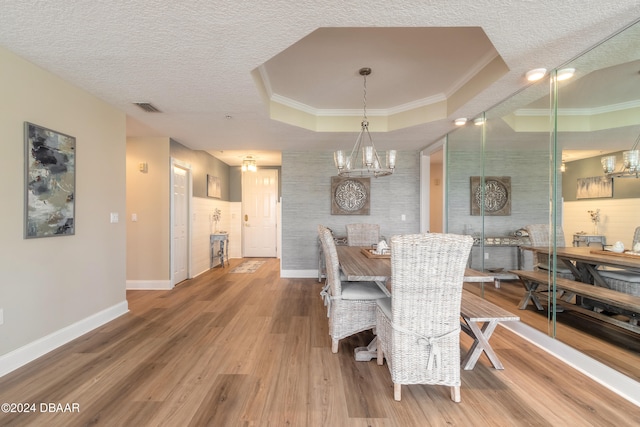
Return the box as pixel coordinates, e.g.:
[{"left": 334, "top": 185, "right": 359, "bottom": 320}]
[
  {"left": 450, "top": 386, "right": 461, "bottom": 403},
  {"left": 394, "top": 383, "right": 402, "bottom": 401},
  {"left": 331, "top": 338, "right": 339, "bottom": 353},
  {"left": 377, "top": 341, "right": 384, "bottom": 365}
]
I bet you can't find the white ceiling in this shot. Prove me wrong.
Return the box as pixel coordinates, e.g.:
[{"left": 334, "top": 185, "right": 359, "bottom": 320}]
[{"left": 1, "top": 1, "right": 639, "bottom": 166}]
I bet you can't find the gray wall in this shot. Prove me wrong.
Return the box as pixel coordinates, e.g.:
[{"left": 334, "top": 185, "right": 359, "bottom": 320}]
[
  {"left": 562, "top": 152, "right": 640, "bottom": 201},
  {"left": 281, "top": 150, "right": 420, "bottom": 270},
  {"left": 170, "top": 140, "right": 231, "bottom": 200}
]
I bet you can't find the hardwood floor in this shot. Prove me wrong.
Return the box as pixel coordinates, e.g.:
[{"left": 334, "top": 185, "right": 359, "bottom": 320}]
[{"left": 1, "top": 258, "right": 639, "bottom": 426}]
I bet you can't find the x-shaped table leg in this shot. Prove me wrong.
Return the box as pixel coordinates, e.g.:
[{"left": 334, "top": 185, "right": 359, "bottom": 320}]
[
  {"left": 517, "top": 278, "right": 544, "bottom": 310},
  {"left": 461, "top": 318, "right": 503, "bottom": 370}
]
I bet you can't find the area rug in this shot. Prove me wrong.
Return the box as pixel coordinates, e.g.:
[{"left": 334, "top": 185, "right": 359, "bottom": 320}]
[{"left": 230, "top": 260, "right": 265, "bottom": 273}]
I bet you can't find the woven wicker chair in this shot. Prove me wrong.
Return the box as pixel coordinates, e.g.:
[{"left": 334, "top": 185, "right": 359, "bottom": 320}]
[
  {"left": 375, "top": 233, "right": 473, "bottom": 402},
  {"left": 346, "top": 223, "right": 381, "bottom": 247},
  {"left": 317, "top": 225, "right": 388, "bottom": 353},
  {"left": 524, "top": 224, "right": 575, "bottom": 280}
]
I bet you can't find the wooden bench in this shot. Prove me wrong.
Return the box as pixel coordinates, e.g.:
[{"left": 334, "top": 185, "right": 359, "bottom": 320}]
[
  {"left": 460, "top": 290, "right": 520, "bottom": 370},
  {"left": 511, "top": 269, "right": 640, "bottom": 334}
]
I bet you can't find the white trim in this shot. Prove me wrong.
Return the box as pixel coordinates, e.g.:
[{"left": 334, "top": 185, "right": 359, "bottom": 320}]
[
  {"left": 280, "top": 269, "right": 318, "bottom": 279},
  {"left": 126, "top": 280, "right": 172, "bottom": 290},
  {"left": 420, "top": 139, "right": 446, "bottom": 233},
  {"left": 0, "top": 301, "right": 129, "bottom": 378},
  {"left": 502, "top": 321, "right": 640, "bottom": 407}
]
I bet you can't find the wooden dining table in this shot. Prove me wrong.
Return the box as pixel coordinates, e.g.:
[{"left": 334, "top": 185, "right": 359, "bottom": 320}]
[
  {"left": 336, "top": 246, "right": 495, "bottom": 291},
  {"left": 335, "top": 246, "right": 499, "bottom": 363}
]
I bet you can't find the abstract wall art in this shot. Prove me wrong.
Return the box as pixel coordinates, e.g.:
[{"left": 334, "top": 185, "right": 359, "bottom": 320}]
[
  {"left": 24, "top": 122, "right": 76, "bottom": 238},
  {"left": 207, "top": 174, "right": 221, "bottom": 198},
  {"left": 576, "top": 176, "right": 613, "bottom": 199}
]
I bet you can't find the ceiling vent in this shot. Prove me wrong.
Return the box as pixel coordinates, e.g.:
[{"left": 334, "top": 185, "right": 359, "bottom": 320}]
[{"left": 134, "top": 102, "right": 162, "bottom": 113}]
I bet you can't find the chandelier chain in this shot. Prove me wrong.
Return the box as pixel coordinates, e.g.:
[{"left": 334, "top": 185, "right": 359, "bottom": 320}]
[{"left": 362, "top": 72, "right": 368, "bottom": 122}]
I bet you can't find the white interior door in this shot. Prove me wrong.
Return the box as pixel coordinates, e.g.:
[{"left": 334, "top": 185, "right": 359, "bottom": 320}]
[
  {"left": 242, "top": 169, "right": 278, "bottom": 257},
  {"left": 172, "top": 165, "right": 189, "bottom": 284}
]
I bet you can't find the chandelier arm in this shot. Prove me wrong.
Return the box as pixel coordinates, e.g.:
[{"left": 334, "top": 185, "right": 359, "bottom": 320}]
[
  {"left": 632, "top": 132, "right": 640, "bottom": 151},
  {"left": 348, "top": 126, "right": 366, "bottom": 169}
]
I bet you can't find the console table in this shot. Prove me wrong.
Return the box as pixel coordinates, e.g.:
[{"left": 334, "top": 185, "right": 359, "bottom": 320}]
[
  {"left": 210, "top": 232, "right": 229, "bottom": 268},
  {"left": 469, "top": 236, "right": 530, "bottom": 287},
  {"left": 573, "top": 233, "right": 606, "bottom": 248}
]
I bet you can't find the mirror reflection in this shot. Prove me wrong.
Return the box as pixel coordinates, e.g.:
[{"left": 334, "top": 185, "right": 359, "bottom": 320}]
[{"left": 446, "top": 18, "right": 640, "bottom": 381}]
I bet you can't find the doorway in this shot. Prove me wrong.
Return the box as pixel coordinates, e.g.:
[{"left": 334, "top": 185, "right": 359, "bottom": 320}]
[
  {"left": 242, "top": 168, "right": 278, "bottom": 257},
  {"left": 171, "top": 159, "right": 191, "bottom": 286},
  {"left": 429, "top": 148, "right": 444, "bottom": 233},
  {"left": 420, "top": 141, "right": 445, "bottom": 233}
]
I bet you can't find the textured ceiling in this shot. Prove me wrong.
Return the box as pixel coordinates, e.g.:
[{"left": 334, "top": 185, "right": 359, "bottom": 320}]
[{"left": 1, "top": 1, "right": 639, "bottom": 166}]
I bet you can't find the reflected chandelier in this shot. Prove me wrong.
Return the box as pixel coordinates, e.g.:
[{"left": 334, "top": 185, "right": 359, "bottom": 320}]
[
  {"left": 334, "top": 68, "right": 396, "bottom": 178},
  {"left": 601, "top": 131, "right": 640, "bottom": 178}
]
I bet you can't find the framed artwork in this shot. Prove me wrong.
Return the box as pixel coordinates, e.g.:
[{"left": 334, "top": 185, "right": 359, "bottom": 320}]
[
  {"left": 470, "top": 176, "right": 511, "bottom": 216},
  {"left": 24, "top": 122, "right": 76, "bottom": 238},
  {"left": 331, "top": 176, "right": 370, "bottom": 215},
  {"left": 576, "top": 176, "right": 613, "bottom": 199},
  {"left": 207, "top": 174, "right": 221, "bottom": 198}
]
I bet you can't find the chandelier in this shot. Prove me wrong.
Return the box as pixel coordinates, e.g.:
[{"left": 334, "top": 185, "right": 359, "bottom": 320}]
[
  {"left": 334, "top": 68, "right": 396, "bottom": 178},
  {"left": 601, "top": 132, "right": 640, "bottom": 178},
  {"left": 241, "top": 156, "right": 257, "bottom": 172}
]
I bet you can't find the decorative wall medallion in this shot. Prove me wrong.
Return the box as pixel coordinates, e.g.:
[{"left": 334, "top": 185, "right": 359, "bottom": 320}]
[
  {"left": 331, "top": 176, "right": 370, "bottom": 215},
  {"left": 470, "top": 176, "right": 511, "bottom": 216}
]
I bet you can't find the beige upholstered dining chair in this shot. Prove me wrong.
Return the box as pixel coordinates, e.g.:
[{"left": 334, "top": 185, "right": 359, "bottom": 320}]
[
  {"left": 375, "top": 233, "right": 473, "bottom": 402},
  {"left": 346, "top": 223, "right": 380, "bottom": 247},
  {"left": 524, "top": 224, "right": 575, "bottom": 280},
  {"left": 317, "top": 225, "right": 388, "bottom": 353}
]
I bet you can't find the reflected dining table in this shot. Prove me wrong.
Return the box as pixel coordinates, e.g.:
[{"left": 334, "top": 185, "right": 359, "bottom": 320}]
[
  {"left": 335, "top": 246, "right": 498, "bottom": 364},
  {"left": 520, "top": 245, "right": 640, "bottom": 286}
]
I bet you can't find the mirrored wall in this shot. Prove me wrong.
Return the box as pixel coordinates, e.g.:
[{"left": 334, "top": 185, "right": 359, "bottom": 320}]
[{"left": 445, "top": 17, "right": 640, "bottom": 380}]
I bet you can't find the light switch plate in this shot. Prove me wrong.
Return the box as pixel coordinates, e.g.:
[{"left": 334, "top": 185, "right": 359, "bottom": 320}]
[{"left": 110, "top": 212, "right": 119, "bottom": 223}]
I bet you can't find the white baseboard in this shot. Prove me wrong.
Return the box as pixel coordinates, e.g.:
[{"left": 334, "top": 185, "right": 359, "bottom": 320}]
[
  {"left": 280, "top": 269, "right": 318, "bottom": 279},
  {"left": 126, "top": 280, "right": 172, "bottom": 290},
  {"left": 502, "top": 321, "right": 640, "bottom": 407},
  {"left": 0, "top": 301, "right": 129, "bottom": 378}
]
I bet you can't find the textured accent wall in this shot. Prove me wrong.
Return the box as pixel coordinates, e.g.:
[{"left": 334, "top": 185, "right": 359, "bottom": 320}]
[
  {"left": 281, "top": 151, "right": 420, "bottom": 273},
  {"left": 447, "top": 149, "right": 552, "bottom": 236},
  {"left": 447, "top": 149, "right": 552, "bottom": 270}
]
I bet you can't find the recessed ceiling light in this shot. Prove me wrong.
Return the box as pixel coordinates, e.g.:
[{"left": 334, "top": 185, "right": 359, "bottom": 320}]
[
  {"left": 525, "top": 68, "right": 547, "bottom": 81},
  {"left": 454, "top": 118, "right": 467, "bottom": 126},
  {"left": 474, "top": 117, "right": 485, "bottom": 126},
  {"left": 556, "top": 68, "right": 575, "bottom": 81}
]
